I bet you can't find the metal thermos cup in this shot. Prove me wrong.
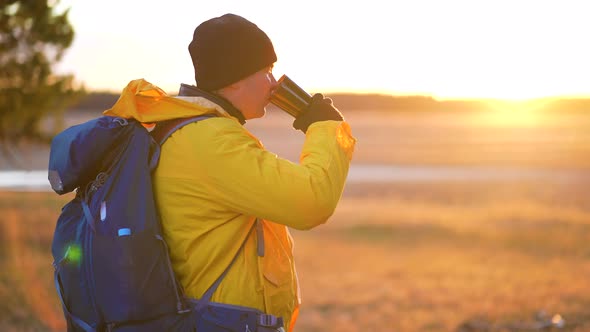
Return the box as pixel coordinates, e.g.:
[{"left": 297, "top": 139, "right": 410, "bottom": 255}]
[{"left": 269, "top": 75, "right": 312, "bottom": 118}]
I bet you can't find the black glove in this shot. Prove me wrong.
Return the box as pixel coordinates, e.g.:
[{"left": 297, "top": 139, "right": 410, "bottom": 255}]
[{"left": 292, "top": 93, "right": 344, "bottom": 133}]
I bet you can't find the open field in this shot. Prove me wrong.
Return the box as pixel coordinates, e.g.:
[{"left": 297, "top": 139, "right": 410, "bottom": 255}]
[
  {"left": 3, "top": 105, "right": 590, "bottom": 171},
  {"left": 249, "top": 107, "right": 590, "bottom": 169},
  {"left": 1, "top": 107, "right": 590, "bottom": 331},
  {"left": 294, "top": 180, "right": 590, "bottom": 331}
]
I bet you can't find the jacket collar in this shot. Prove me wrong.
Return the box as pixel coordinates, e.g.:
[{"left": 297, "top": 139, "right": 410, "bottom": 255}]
[{"left": 178, "top": 84, "right": 246, "bottom": 125}]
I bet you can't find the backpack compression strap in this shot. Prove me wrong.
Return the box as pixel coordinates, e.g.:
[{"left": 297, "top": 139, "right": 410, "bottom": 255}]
[{"left": 54, "top": 268, "right": 96, "bottom": 332}]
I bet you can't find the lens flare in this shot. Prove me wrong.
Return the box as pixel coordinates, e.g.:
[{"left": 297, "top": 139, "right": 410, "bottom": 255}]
[{"left": 66, "top": 244, "right": 82, "bottom": 264}]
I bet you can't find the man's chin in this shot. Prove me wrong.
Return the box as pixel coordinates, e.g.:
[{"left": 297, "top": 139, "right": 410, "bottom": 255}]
[
  {"left": 246, "top": 109, "right": 266, "bottom": 120},
  {"left": 257, "top": 108, "right": 268, "bottom": 118}
]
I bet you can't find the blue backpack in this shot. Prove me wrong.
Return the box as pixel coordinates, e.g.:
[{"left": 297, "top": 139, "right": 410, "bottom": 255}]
[{"left": 49, "top": 115, "right": 285, "bottom": 332}]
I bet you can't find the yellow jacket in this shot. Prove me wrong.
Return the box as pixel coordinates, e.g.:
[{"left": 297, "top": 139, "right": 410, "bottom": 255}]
[{"left": 105, "top": 79, "right": 356, "bottom": 331}]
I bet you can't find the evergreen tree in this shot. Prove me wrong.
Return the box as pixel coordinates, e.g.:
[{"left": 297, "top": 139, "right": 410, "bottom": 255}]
[{"left": 0, "top": 0, "right": 82, "bottom": 147}]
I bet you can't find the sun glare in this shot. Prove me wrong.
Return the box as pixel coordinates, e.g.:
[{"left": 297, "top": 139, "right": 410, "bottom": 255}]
[
  {"left": 55, "top": 0, "right": 590, "bottom": 100},
  {"left": 475, "top": 99, "right": 554, "bottom": 127}
]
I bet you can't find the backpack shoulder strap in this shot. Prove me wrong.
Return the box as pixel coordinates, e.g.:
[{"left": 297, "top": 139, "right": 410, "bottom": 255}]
[
  {"left": 151, "top": 113, "right": 262, "bottom": 309},
  {"left": 150, "top": 114, "right": 215, "bottom": 145},
  {"left": 194, "top": 220, "right": 258, "bottom": 311}
]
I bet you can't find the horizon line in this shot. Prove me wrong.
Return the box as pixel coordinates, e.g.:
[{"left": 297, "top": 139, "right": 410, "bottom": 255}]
[{"left": 81, "top": 88, "right": 590, "bottom": 103}]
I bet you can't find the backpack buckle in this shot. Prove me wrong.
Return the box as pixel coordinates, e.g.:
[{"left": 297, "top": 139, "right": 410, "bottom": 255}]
[
  {"left": 258, "top": 314, "right": 278, "bottom": 327},
  {"left": 89, "top": 172, "right": 108, "bottom": 193},
  {"left": 114, "top": 117, "right": 128, "bottom": 126}
]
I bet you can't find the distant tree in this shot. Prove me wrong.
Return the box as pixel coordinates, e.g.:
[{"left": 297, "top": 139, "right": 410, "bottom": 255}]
[{"left": 0, "top": 0, "right": 83, "bottom": 148}]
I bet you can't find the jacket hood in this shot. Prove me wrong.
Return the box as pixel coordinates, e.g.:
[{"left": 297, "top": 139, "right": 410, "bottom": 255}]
[{"left": 103, "top": 79, "right": 237, "bottom": 123}]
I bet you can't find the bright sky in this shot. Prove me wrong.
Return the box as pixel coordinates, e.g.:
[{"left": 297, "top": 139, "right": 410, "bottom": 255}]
[{"left": 56, "top": 0, "right": 589, "bottom": 100}]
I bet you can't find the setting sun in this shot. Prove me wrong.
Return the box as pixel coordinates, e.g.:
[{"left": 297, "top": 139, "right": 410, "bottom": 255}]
[{"left": 477, "top": 100, "right": 549, "bottom": 126}]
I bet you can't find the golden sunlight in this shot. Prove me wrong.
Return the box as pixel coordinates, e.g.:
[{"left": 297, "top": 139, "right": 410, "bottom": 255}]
[
  {"left": 56, "top": 0, "right": 590, "bottom": 100},
  {"left": 475, "top": 99, "right": 557, "bottom": 127}
]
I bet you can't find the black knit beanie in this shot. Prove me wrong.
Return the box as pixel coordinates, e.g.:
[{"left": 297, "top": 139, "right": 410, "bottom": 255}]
[{"left": 188, "top": 13, "right": 277, "bottom": 91}]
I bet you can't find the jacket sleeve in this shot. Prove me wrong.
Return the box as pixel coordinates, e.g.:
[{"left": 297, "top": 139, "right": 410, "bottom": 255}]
[{"left": 184, "top": 118, "right": 356, "bottom": 230}]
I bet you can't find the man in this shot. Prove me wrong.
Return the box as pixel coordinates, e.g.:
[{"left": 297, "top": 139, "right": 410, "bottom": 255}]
[{"left": 106, "top": 13, "right": 355, "bottom": 331}]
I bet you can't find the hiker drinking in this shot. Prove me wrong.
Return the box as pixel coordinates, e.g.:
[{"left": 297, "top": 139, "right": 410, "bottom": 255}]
[{"left": 51, "top": 12, "right": 355, "bottom": 332}]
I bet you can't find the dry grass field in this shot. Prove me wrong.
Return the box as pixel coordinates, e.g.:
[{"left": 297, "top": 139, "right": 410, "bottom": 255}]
[{"left": 1, "top": 105, "right": 590, "bottom": 331}]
